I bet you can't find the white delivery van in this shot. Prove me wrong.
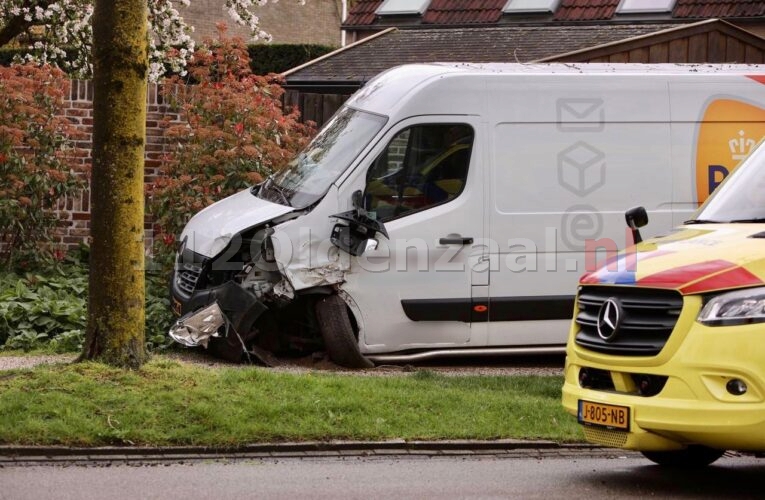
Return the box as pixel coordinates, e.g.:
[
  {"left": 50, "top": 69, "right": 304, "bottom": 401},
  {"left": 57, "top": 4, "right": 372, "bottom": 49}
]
[{"left": 168, "top": 63, "right": 765, "bottom": 367}]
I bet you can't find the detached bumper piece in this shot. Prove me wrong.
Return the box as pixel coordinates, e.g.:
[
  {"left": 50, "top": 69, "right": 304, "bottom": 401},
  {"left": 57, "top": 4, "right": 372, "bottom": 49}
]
[
  {"left": 168, "top": 281, "right": 271, "bottom": 365},
  {"left": 169, "top": 303, "right": 225, "bottom": 348}
]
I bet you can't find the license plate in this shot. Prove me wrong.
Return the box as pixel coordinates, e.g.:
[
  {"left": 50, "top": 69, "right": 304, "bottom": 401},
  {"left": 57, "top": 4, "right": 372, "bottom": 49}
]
[
  {"left": 578, "top": 400, "right": 630, "bottom": 430},
  {"left": 172, "top": 297, "right": 182, "bottom": 317}
]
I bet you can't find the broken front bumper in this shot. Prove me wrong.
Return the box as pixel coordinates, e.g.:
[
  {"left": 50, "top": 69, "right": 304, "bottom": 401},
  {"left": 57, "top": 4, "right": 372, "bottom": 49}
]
[
  {"left": 169, "top": 302, "right": 225, "bottom": 348},
  {"left": 169, "top": 280, "right": 268, "bottom": 346}
]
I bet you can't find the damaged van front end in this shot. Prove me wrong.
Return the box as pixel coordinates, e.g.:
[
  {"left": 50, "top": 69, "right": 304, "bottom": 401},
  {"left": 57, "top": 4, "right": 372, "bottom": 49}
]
[
  {"left": 168, "top": 105, "right": 388, "bottom": 367},
  {"left": 168, "top": 187, "right": 298, "bottom": 362}
]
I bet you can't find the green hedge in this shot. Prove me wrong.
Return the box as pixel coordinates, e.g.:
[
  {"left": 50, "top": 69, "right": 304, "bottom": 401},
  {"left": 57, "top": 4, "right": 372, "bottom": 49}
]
[
  {"left": 1, "top": 44, "right": 335, "bottom": 76},
  {"left": 248, "top": 43, "right": 335, "bottom": 75},
  {"left": 0, "top": 47, "right": 24, "bottom": 66}
]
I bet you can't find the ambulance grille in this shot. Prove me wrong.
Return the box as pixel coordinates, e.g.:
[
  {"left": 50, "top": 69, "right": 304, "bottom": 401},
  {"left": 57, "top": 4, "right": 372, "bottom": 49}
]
[{"left": 575, "top": 286, "right": 682, "bottom": 356}]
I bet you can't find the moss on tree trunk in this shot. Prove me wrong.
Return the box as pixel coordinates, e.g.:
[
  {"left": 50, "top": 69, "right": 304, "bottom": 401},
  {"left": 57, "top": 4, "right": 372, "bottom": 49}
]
[{"left": 81, "top": 0, "right": 149, "bottom": 369}]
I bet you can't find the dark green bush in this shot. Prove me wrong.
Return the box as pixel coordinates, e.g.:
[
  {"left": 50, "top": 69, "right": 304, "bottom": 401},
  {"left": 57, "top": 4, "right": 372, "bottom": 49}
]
[
  {"left": 145, "top": 270, "right": 176, "bottom": 352},
  {"left": 248, "top": 43, "right": 335, "bottom": 75},
  {"left": 0, "top": 48, "right": 20, "bottom": 66},
  {"left": 0, "top": 268, "right": 87, "bottom": 352},
  {"left": 0, "top": 258, "right": 175, "bottom": 353},
  {"left": 0, "top": 44, "right": 333, "bottom": 78}
]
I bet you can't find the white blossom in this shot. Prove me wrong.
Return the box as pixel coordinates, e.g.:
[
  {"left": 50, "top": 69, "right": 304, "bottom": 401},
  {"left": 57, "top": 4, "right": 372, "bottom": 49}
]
[{"left": 0, "top": 0, "right": 307, "bottom": 81}]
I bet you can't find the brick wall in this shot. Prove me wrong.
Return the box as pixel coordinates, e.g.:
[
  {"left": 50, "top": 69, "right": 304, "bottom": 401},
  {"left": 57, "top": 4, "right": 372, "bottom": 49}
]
[
  {"left": 55, "top": 80, "right": 180, "bottom": 251},
  {"left": 178, "top": 0, "right": 343, "bottom": 47}
]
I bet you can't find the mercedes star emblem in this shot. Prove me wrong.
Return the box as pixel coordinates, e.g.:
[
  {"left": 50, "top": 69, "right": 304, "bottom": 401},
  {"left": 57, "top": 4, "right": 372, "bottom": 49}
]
[{"left": 597, "top": 298, "right": 622, "bottom": 341}]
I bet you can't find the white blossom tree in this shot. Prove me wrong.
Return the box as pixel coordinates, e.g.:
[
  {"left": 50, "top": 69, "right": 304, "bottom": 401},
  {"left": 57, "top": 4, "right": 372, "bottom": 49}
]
[{"left": 0, "top": 0, "right": 305, "bottom": 81}]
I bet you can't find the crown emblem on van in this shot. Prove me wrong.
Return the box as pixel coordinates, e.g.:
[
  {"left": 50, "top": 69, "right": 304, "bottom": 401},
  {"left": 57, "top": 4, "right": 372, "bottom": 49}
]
[
  {"left": 695, "top": 100, "right": 765, "bottom": 205},
  {"left": 729, "top": 130, "right": 757, "bottom": 161}
]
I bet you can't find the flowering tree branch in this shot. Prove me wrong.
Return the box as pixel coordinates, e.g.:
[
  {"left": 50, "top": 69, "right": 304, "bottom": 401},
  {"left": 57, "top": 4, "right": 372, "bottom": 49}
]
[
  {"left": 0, "top": 0, "right": 55, "bottom": 46},
  {"left": 0, "top": 0, "right": 307, "bottom": 81}
]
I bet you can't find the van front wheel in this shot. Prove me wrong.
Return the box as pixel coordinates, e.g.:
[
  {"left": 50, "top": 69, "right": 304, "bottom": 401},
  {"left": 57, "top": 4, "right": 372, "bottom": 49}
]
[
  {"left": 641, "top": 446, "right": 724, "bottom": 467},
  {"left": 315, "top": 294, "right": 374, "bottom": 369}
]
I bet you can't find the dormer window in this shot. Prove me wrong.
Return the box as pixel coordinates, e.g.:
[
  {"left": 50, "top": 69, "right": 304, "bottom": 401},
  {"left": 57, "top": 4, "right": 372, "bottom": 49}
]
[
  {"left": 502, "top": 0, "right": 561, "bottom": 13},
  {"left": 616, "top": 0, "right": 677, "bottom": 14},
  {"left": 376, "top": 0, "right": 431, "bottom": 15}
]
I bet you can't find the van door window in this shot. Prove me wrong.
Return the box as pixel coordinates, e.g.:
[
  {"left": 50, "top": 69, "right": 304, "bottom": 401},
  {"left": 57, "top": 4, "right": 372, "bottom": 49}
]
[{"left": 364, "top": 124, "right": 474, "bottom": 221}]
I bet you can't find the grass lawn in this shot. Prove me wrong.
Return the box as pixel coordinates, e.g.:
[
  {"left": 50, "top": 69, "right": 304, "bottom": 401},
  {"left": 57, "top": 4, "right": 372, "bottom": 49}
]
[{"left": 0, "top": 356, "right": 583, "bottom": 447}]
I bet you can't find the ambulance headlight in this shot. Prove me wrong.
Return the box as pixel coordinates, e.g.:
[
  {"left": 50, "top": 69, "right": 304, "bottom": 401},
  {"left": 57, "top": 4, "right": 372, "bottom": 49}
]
[{"left": 698, "top": 287, "right": 765, "bottom": 326}]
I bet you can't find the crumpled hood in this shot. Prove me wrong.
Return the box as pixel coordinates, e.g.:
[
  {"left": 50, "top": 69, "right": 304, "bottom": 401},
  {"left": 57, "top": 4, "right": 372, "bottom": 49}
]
[
  {"left": 581, "top": 225, "right": 765, "bottom": 294},
  {"left": 180, "top": 188, "right": 292, "bottom": 258}
]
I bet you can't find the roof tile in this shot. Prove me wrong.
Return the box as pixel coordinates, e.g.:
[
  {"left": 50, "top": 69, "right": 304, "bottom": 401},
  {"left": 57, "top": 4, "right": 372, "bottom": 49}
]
[
  {"left": 346, "top": 0, "right": 765, "bottom": 25},
  {"left": 554, "top": 0, "right": 620, "bottom": 21},
  {"left": 288, "top": 24, "right": 680, "bottom": 82},
  {"left": 673, "top": 0, "right": 765, "bottom": 18},
  {"left": 423, "top": 0, "right": 507, "bottom": 24},
  {"left": 345, "top": 0, "right": 384, "bottom": 26}
]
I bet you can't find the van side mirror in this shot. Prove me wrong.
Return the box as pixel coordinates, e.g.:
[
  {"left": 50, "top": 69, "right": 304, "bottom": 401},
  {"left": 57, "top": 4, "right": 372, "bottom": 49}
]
[
  {"left": 625, "top": 206, "right": 648, "bottom": 244},
  {"left": 351, "top": 189, "right": 364, "bottom": 210},
  {"left": 330, "top": 223, "right": 380, "bottom": 256},
  {"left": 329, "top": 208, "right": 388, "bottom": 257}
]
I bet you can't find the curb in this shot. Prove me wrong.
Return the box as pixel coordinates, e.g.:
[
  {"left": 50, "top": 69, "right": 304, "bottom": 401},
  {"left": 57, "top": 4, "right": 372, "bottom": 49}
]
[{"left": 0, "top": 441, "right": 630, "bottom": 464}]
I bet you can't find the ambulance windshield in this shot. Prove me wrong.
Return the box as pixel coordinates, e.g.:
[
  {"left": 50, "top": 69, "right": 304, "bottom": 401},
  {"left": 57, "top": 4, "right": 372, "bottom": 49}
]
[{"left": 694, "top": 140, "right": 765, "bottom": 223}]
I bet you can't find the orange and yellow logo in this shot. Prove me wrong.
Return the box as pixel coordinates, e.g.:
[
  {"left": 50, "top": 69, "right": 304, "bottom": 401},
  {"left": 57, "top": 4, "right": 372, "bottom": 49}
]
[{"left": 696, "top": 99, "right": 765, "bottom": 204}]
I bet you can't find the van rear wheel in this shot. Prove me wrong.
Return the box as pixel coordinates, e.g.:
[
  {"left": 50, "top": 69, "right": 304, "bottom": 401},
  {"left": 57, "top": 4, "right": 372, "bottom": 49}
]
[
  {"left": 315, "top": 294, "right": 373, "bottom": 369},
  {"left": 641, "top": 446, "right": 724, "bottom": 467}
]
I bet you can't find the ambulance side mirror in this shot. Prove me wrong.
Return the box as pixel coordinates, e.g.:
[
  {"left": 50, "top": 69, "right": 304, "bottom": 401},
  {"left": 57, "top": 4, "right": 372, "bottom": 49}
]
[{"left": 625, "top": 206, "right": 648, "bottom": 244}]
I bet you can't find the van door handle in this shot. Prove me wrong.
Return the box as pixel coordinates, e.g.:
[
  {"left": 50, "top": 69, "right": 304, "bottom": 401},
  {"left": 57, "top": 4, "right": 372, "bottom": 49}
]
[{"left": 439, "top": 236, "right": 474, "bottom": 245}]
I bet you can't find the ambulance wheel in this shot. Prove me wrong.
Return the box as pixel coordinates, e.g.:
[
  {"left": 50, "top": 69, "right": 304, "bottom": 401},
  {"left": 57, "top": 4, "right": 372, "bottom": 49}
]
[
  {"left": 641, "top": 446, "right": 724, "bottom": 467},
  {"left": 315, "top": 294, "right": 373, "bottom": 369}
]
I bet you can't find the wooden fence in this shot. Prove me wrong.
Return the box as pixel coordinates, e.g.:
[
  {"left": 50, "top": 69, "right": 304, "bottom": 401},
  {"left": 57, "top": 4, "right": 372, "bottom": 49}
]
[{"left": 284, "top": 90, "right": 351, "bottom": 127}]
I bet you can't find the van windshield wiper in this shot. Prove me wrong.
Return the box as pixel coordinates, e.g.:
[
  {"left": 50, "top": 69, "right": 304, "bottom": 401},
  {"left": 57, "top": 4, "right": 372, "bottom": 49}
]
[
  {"left": 263, "top": 178, "right": 292, "bottom": 207},
  {"left": 684, "top": 218, "right": 722, "bottom": 225}
]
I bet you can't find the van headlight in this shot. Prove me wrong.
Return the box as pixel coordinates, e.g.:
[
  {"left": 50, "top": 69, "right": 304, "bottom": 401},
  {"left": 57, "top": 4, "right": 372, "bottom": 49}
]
[{"left": 698, "top": 287, "right": 765, "bottom": 326}]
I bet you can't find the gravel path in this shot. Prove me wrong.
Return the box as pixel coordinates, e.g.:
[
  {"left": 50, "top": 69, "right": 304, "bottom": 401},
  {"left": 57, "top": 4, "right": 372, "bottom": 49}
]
[
  {"left": 0, "top": 354, "right": 77, "bottom": 371},
  {"left": 0, "top": 350, "right": 564, "bottom": 377},
  {"left": 167, "top": 350, "right": 565, "bottom": 376}
]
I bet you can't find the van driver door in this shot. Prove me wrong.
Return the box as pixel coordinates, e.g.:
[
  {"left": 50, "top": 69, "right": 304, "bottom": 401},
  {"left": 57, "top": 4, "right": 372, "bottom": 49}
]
[{"left": 340, "top": 116, "right": 485, "bottom": 353}]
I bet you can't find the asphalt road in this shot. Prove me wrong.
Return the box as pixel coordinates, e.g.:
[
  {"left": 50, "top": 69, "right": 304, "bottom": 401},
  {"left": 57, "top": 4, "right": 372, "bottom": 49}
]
[{"left": 2, "top": 453, "right": 763, "bottom": 500}]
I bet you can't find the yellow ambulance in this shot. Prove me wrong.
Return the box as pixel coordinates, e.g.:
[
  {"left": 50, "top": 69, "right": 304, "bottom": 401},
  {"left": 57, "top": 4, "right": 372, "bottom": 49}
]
[{"left": 562, "top": 139, "right": 765, "bottom": 467}]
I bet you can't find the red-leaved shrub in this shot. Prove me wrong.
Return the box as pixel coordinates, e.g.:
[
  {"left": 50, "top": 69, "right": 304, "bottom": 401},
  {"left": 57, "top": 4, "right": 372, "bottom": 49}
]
[
  {"left": 147, "top": 26, "right": 315, "bottom": 267},
  {"left": 0, "top": 64, "right": 86, "bottom": 270}
]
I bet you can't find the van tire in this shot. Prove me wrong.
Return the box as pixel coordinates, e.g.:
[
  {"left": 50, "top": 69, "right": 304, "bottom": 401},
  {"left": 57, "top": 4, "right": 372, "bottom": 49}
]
[
  {"left": 207, "top": 334, "right": 247, "bottom": 363},
  {"left": 641, "top": 446, "right": 724, "bottom": 467},
  {"left": 315, "top": 294, "right": 374, "bottom": 369}
]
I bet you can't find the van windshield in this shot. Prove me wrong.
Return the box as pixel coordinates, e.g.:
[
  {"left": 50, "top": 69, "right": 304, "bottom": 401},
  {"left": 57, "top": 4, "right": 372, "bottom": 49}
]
[
  {"left": 694, "top": 140, "right": 765, "bottom": 223},
  {"left": 257, "top": 107, "right": 387, "bottom": 209}
]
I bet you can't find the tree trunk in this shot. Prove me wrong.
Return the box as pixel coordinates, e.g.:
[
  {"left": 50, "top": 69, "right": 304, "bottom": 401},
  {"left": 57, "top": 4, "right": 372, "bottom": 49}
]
[{"left": 81, "top": 0, "right": 148, "bottom": 368}]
